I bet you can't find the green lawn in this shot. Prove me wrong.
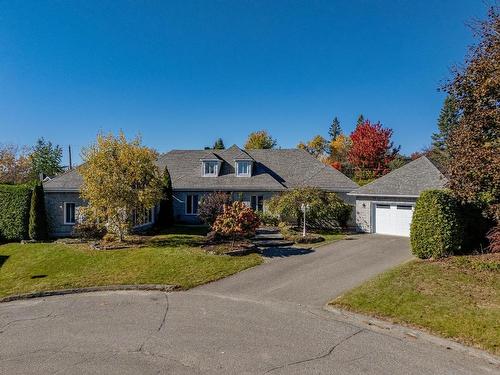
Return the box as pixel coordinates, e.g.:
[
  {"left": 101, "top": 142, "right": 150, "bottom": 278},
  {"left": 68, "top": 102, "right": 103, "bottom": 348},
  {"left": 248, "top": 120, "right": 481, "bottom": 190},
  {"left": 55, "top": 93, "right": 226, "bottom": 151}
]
[
  {"left": 331, "top": 255, "right": 500, "bottom": 355},
  {"left": 0, "top": 226, "right": 262, "bottom": 298}
]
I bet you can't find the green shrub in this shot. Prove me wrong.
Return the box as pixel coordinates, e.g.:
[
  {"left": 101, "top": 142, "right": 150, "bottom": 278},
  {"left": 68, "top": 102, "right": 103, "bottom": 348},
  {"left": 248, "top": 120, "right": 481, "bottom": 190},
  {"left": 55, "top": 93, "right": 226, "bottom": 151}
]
[
  {"left": 72, "top": 221, "right": 107, "bottom": 240},
  {"left": 410, "top": 190, "right": 463, "bottom": 259},
  {"left": 268, "top": 187, "right": 351, "bottom": 230},
  {"left": 28, "top": 183, "right": 48, "bottom": 240},
  {"left": 0, "top": 184, "right": 32, "bottom": 241},
  {"left": 256, "top": 211, "right": 279, "bottom": 226},
  {"left": 156, "top": 167, "right": 174, "bottom": 229}
]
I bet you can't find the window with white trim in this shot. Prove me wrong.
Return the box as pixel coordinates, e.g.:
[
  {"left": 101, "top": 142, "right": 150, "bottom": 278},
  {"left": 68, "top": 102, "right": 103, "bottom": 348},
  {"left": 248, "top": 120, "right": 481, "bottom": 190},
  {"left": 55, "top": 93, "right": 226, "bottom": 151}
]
[
  {"left": 236, "top": 161, "right": 252, "bottom": 177},
  {"left": 186, "top": 194, "right": 199, "bottom": 215},
  {"left": 203, "top": 161, "right": 218, "bottom": 177},
  {"left": 251, "top": 195, "right": 264, "bottom": 212},
  {"left": 132, "top": 207, "right": 154, "bottom": 227},
  {"left": 64, "top": 202, "right": 76, "bottom": 225}
]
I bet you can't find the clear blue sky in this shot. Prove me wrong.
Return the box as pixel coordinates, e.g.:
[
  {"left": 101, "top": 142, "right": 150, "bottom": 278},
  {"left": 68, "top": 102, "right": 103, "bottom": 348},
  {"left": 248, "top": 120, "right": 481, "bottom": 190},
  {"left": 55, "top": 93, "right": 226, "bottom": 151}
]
[{"left": 0, "top": 1, "right": 488, "bottom": 165}]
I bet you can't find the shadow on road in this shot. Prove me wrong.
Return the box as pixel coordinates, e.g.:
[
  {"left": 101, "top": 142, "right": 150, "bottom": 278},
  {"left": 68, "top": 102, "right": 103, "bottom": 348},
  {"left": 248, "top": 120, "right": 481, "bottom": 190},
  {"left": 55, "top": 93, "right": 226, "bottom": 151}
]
[{"left": 261, "top": 247, "right": 314, "bottom": 258}]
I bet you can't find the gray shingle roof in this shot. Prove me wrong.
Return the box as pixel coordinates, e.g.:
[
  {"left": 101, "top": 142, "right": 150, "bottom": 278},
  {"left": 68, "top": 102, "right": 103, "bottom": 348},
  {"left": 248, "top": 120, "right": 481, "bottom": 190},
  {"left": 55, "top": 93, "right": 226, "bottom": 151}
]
[
  {"left": 44, "top": 145, "right": 358, "bottom": 193},
  {"left": 43, "top": 168, "right": 83, "bottom": 192},
  {"left": 158, "top": 145, "right": 358, "bottom": 192},
  {"left": 349, "top": 156, "right": 447, "bottom": 197}
]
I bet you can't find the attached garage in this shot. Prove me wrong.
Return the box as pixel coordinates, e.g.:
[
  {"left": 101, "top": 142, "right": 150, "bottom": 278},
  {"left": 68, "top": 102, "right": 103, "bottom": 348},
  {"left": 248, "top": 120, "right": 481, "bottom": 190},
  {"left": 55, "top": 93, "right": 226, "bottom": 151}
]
[
  {"left": 349, "top": 156, "right": 447, "bottom": 237},
  {"left": 373, "top": 203, "right": 414, "bottom": 236}
]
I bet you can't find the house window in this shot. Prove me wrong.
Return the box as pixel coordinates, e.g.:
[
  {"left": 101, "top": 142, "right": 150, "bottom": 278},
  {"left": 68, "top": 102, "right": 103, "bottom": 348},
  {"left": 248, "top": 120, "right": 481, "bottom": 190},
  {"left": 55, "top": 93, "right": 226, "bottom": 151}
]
[
  {"left": 236, "top": 161, "right": 251, "bottom": 177},
  {"left": 64, "top": 202, "right": 76, "bottom": 225},
  {"left": 186, "top": 194, "right": 199, "bottom": 215},
  {"left": 251, "top": 195, "right": 264, "bottom": 212},
  {"left": 132, "top": 207, "right": 154, "bottom": 227},
  {"left": 203, "top": 161, "right": 218, "bottom": 177}
]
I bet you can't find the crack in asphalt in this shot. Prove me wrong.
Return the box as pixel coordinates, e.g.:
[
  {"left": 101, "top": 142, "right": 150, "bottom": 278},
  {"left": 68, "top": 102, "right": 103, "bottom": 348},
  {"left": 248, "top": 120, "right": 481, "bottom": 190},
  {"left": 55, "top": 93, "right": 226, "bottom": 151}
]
[
  {"left": 263, "top": 329, "right": 364, "bottom": 374},
  {"left": 136, "top": 292, "right": 169, "bottom": 352},
  {"left": 157, "top": 293, "right": 169, "bottom": 332},
  {"left": 0, "top": 312, "right": 54, "bottom": 333}
]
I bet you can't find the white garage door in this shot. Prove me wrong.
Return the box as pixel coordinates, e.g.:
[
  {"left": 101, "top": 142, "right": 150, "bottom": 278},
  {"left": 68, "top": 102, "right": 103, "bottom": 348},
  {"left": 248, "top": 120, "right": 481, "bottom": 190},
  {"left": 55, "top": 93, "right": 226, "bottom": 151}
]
[{"left": 374, "top": 204, "right": 414, "bottom": 237}]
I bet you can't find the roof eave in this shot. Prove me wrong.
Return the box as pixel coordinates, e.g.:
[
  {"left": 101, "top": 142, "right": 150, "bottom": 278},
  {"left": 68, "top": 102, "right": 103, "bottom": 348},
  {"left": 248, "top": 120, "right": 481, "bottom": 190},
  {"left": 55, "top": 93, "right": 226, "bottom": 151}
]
[
  {"left": 348, "top": 192, "right": 420, "bottom": 198},
  {"left": 44, "top": 187, "right": 81, "bottom": 193}
]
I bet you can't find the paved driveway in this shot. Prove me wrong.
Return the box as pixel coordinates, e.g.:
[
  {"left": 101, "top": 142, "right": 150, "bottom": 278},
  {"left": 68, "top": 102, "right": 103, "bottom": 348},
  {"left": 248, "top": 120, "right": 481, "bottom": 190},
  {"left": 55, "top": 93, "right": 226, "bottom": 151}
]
[{"left": 0, "top": 235, "right": 497, "bottom": 374}]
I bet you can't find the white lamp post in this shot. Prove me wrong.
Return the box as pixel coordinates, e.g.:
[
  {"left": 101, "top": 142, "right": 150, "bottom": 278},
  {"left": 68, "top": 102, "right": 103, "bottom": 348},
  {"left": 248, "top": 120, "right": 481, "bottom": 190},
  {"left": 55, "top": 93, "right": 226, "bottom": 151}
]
[{"left": 301, "top": 203, "right": 310, "bottom": 237}]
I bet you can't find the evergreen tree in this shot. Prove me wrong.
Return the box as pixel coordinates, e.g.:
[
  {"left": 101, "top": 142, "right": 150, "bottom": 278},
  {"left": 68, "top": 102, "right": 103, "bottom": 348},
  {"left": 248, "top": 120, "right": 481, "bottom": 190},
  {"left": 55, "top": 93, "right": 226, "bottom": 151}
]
[
  {"left": 356, "top": 114, "right": 365, "bottom": 126},
  {"left": 29, "top": 138, "right": 63, "bottom": 180},
  {"left": 156, "top": 166, "right": 174, "bottom": 228},
  {"left": 29, "top": 183, "right": 48, "bottom": 240},
  {"left": 432, "top": 95, "right": 460, "bottom": 151},
  {"left": 213, "top": 138, "right": 225, "bottom": 150},
  {"left": 328, "top": 117, "right": 342, "bottom": 140}
]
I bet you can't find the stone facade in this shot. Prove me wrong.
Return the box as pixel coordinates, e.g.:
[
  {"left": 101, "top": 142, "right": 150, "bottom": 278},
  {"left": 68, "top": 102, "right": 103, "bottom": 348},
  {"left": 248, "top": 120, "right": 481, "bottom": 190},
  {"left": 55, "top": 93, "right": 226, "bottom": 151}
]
[
  {"left": 45, "top": 189, "right": 356, "bottom": 235},
  {"left": 354, "top": 196, "right": 417, "bottom": 233},
  {"left": 45, "top": 192, "right": 86, "bottom": 237}
]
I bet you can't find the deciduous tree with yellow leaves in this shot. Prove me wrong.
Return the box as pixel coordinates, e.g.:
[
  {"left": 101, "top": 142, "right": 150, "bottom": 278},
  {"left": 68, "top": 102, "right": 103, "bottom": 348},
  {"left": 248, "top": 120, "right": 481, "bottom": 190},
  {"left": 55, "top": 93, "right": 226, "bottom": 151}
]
[{"left": 79, "top": 132, "right": 163, "bottom": 241}]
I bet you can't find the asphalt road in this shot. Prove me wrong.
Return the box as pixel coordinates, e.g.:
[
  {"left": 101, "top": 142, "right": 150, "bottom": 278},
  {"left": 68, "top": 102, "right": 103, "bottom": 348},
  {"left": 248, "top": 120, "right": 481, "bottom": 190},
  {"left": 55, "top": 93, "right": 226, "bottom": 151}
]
[{"left": 0, "top": 235, "right": 497, "bottom": 374}]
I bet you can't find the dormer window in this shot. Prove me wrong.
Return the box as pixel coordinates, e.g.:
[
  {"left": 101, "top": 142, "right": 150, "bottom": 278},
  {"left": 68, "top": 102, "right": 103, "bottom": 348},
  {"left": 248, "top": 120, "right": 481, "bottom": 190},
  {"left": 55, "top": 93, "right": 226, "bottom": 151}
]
[
  {"left": 236, "top": 161, "right": 252, "bottom": 177},
  {"left": 202, "top": 160, "right": 219, "bottom": 177}
]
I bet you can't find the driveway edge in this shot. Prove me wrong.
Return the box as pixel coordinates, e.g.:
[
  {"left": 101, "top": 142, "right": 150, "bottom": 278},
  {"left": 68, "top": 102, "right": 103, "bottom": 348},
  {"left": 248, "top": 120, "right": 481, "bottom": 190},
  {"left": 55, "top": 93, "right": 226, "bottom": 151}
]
[
  {"left": 324, "top": 305, "right": 500, "bottom": 366},
  {"left": 0, "top": 284, "right": 180, "bottom": 303}
]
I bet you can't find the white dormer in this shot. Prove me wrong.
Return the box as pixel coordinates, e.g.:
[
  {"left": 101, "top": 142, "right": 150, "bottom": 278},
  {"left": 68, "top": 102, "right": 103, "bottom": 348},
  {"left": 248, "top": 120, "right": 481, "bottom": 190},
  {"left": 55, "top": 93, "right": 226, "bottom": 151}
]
[
  {"left": 201, "top": 159, "right": 221, "bottom": 177},
  {"left": 235, "top": 160, "right": 252, "bottom": 177}
]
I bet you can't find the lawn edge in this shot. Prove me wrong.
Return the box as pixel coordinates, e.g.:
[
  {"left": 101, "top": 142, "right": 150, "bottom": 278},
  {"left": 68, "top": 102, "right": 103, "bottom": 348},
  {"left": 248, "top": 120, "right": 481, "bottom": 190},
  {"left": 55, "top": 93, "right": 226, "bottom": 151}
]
[
  {"left": 0, "top": 284, "right": 180, "bottom": 303},
  {"left": 323, "top": 304, "right": 500, "bottom": 365}
]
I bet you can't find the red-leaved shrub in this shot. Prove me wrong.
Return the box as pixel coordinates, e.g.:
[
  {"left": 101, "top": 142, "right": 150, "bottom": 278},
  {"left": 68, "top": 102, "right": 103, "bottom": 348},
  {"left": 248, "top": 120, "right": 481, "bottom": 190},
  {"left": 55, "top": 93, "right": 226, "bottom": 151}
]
[{"left": 212, "top": 201, "right": 260, "bottom": 240}]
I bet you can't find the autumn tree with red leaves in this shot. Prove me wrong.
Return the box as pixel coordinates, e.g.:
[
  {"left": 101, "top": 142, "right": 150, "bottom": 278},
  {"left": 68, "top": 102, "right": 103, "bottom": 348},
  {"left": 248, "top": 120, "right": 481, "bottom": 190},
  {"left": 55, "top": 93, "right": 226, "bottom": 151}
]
[{"left": 348, "top": 120, "right": 399, "bottom": 178}]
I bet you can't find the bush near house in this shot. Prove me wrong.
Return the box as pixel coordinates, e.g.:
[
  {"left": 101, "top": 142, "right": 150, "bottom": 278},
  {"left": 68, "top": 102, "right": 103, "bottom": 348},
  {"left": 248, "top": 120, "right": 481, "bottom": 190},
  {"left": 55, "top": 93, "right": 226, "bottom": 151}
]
[
  {"left": 256, "top": 211, "right": 279, "bottom": 226},
  {"left": 0, "top": 184, "right": 32, "bottom": 241},
  {"left": 28, "top": 183, "right": 48, "bottom": 240},
  {"left": 410, "top": 190, "right": 463, "bottom": 259},
  {"left": 212, "top": 201, "right": 260, "bottom": 240},
  {"left": 268, "top": 187, "right": 351, "bottom": 230},
  {"left": 198, "top": 192, "right": 233, "bottom": 227}
]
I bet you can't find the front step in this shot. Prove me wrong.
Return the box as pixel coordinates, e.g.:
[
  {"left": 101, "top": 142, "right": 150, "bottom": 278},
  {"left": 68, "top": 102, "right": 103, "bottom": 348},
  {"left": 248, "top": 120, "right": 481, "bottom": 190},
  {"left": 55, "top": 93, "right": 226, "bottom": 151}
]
[
  {"left": 253, "top": 239, "right": 295, "bottom": 248},
  {"left": 252, "top": 233, "right": 284, "bottom": 240},
  {"left": 255, "top": 227, "right": 280, "bottom": 235}
]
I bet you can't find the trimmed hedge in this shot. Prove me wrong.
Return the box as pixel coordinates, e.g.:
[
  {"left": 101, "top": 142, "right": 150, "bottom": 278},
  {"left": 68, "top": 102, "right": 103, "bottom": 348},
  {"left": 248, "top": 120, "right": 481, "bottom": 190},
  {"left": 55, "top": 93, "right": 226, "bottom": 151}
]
[
  {"left": 28, "top": 183, "right": 49, "bottom": 240},
  {"left": 0, "top": 184, "right": 32, "bottom": 241},
  {"left": 410, "top": 190, "right": 463, "bottom": 259}
]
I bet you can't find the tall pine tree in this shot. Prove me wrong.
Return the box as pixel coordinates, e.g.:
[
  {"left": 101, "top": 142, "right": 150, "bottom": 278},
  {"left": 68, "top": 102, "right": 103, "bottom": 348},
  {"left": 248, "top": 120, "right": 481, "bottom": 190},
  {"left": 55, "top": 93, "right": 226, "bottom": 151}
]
[
  {"left": 356, "top": 114, "right": 365, "bottom": 126},
  {"left": 213, "top": 138, "right": 225, "bottom": 150},
  {"left": 432, "top": 95, "right": 460, "bottom": 151},
  {"left": 29, "top": 183, "right": 48, "bottom": 240},
  {"left": 328, "top": 117, "right": 342, "bottom": 140},
  {"left": 156, "top": 166, "right": 174, "bottom": 228}
]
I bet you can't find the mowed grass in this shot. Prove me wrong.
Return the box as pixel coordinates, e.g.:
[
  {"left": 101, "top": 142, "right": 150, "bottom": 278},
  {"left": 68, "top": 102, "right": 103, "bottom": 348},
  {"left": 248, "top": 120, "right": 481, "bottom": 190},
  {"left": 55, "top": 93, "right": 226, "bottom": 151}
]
[
  {"left": 0, "top": 226, "right": 262, "bottom": 298},
  {"left": 331, "top": 255, "right": 500, "bottom": 355}
]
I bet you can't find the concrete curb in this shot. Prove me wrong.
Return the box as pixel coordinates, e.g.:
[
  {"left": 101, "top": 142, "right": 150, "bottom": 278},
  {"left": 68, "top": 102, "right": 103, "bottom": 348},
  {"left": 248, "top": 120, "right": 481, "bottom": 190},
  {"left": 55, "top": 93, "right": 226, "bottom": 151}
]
[
  {"left": 324, "top": 305, "right": 500, "bottom": 367},
  {"left": 0, "top": 284, "right": 180, "bottom": 303}
]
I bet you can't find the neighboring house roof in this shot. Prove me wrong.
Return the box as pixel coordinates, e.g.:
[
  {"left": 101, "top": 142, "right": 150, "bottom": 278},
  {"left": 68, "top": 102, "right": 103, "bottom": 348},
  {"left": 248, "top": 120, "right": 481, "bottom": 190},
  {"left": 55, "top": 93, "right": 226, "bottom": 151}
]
[
  {"left": 44, "top": 144, "right": 358, "bottom": 193},
  {"left": 349, "top": 156, "right": 447, "bottom": 198},
  {"left": 43, "top": 168, "right": 83, "bottom": 192}
]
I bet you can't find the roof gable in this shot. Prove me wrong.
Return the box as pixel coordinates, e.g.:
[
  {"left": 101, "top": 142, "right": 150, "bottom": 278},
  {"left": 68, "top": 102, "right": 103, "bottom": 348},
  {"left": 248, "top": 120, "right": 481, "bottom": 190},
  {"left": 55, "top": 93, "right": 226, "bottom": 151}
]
[{"left": 350, "top": 156, "right": 447, "bottom": 197}]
